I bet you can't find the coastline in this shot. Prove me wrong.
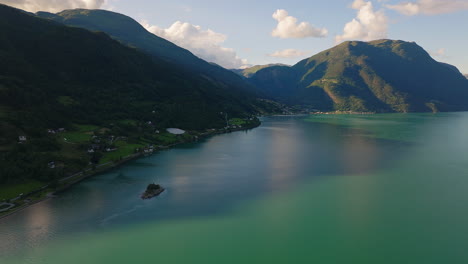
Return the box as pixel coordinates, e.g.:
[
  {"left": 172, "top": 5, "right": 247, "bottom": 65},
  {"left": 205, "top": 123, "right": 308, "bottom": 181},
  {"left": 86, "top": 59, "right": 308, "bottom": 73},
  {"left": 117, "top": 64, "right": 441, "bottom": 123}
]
[
  {"left": 311, "top": 111, "right": 376, "bottom": 115},
  {"left": 0, "top": 123, "right": 261, "bottom": 220}
]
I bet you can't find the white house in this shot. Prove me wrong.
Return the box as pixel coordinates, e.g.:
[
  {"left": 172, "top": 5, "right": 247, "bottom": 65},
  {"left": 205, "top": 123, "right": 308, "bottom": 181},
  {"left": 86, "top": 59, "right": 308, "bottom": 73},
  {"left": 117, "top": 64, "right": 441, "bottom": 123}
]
[{"left": 48, "top": 162, "right": 56, "bottom": 169}]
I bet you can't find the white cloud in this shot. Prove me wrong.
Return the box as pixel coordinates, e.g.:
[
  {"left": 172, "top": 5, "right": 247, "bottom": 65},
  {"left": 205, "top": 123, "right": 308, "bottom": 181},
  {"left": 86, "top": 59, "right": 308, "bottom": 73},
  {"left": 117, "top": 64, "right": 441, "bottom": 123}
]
[
  {"left": 386, "top": 2, "right": 420, "bottom": 15},
  {"left": 143, "top": 21, "right": 248, "bottom": 69},
  {"left": 0, "top": 0, "right": 107, "bottom": 13},
  {"left": 271, "top": 9, "right": 328, "bottom": 39},
  {"left": 352, "top": 0, "right": 368, "bottom": 9},
  {"left": 268, "top": 49, "right": 308, "bottom": 58},
  {"left": 336, "top": 0, "right": 388, "bottom": 43},
  {"left": 430, "top": 48, "right": 447, "bottom": 58},
  {"left": 386, "top": 0, "right": 468, "bottom": 16}
]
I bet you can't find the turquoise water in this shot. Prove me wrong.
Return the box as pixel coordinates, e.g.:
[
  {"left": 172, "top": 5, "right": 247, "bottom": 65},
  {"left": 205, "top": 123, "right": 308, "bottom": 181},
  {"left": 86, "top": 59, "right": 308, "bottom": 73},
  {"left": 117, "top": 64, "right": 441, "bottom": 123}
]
[{"left": 2, "top": 113, "right": 468, "bottom": 263}]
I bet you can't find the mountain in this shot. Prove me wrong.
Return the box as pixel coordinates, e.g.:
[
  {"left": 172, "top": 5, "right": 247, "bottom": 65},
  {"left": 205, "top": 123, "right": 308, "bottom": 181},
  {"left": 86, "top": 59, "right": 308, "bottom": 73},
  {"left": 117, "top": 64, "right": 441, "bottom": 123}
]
[
  {"left": 232, "top": 64, "right": 290, "bottom": 78},
  {"left": 248, "top": 40, "right": 468, "bottom": 112},
  {"left": 464, "top": 74, "right": 468, "bottom": 79},
  {"left": 0, "top": 4, "right": 263, "bottom": 130},
  {"left": 36, "top": 9, "right": 258, "bottom": 96},
  {"left": 0, "top": 4, "right": 272, "bottom": 185}
]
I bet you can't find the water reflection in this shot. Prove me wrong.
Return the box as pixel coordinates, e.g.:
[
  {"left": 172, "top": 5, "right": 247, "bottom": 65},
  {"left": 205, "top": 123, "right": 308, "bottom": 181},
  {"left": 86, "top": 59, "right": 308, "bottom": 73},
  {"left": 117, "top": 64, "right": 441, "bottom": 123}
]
[
  {"left": 0, "top": 115, "right": 414, "bottom": 257},
  {"left": 265, "top": 120, "right": 302, "bottom": 192},
  {"left": 25, "top": 202, "right": 54, "bottom": 248},
  {"left": 341, "top": 135, "right": 380, "bottom": 175}
]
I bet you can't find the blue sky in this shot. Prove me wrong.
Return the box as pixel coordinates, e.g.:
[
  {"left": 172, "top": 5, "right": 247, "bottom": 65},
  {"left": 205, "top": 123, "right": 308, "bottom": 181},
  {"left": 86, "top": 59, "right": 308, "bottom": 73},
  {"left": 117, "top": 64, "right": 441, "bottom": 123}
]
[
  {"left": 2, "top": 0, "right": 468, "bottom": 72},
  {"left": 114, "top": 0, "right": 468, "bottom": 72}
]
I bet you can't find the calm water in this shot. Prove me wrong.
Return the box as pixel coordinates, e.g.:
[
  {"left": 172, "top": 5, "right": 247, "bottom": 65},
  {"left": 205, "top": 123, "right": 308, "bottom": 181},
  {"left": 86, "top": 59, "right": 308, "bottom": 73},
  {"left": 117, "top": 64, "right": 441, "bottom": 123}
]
[{"left": 2, "top": 113, "right": 468, "bottom": 263}]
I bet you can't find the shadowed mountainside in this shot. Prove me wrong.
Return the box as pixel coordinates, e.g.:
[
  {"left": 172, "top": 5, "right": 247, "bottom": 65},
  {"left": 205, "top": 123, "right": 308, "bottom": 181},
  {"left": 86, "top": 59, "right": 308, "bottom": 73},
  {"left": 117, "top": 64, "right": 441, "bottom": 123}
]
[
  {"left": 37, "top": 9, "right": 260, "bottom": 97},
  {"left": 0, "top": 4, "right": 275, "bottom": 185}
]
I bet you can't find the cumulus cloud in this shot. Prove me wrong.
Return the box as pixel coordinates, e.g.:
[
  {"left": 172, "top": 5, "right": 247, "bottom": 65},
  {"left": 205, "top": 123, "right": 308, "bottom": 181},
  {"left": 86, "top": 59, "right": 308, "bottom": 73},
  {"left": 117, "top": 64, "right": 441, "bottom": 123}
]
[
  {"left": 352, "top": 0, "right": 369, "bottom": 9},
  {"left": 336, "top": 0, "right": 388, "bottom": 43},
  {"left": 0, "top": 0, "right": 106, "bottom": 13},
  {"left": 430, "top": 48, "right": 447, "bottom": 58},
  {"left": 268, "top": 49, "right": 308, "bottom": 58},
  {"left": 271, "top": 9, "right": 328, "bottom": 39},
  {"left": 143, "top": 21, "right": 248, "bottom": 69},
  {"left": 386, "top": 0, "right": 468, "bottom": 16}
]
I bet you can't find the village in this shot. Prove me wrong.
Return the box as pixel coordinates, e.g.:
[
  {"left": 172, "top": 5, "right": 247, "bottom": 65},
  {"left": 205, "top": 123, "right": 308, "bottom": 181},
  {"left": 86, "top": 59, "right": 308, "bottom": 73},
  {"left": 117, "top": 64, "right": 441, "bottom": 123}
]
[{"left": 1, "top": 115, "right": 260, "bottom": 217}]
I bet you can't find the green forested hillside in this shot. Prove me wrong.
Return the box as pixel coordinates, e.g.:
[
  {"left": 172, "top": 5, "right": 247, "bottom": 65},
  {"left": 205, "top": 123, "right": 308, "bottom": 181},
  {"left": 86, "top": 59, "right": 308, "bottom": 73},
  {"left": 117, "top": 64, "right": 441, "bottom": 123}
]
[
  {"left": 0, "top": 4, "right": 270, "bottom": 186},
  {"left": 36, "top": 9, "right": 260, "bottom": 96},
  {"left": 249, "top": 40, "right": 468, "bottom": 112}
]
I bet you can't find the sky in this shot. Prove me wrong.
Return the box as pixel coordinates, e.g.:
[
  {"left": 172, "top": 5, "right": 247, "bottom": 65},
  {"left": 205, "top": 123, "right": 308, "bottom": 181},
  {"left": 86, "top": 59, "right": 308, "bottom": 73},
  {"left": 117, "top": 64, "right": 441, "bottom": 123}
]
[{"left": 2, "top": 0, "right": 468, "bottom": 73}]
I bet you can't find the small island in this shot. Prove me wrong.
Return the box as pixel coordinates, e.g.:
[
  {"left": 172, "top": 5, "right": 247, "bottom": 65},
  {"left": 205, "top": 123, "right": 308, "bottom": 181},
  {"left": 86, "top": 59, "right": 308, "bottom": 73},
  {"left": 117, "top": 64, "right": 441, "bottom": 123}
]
[{"left": 141, "top": 183, "right": 165, "bottom": 199}]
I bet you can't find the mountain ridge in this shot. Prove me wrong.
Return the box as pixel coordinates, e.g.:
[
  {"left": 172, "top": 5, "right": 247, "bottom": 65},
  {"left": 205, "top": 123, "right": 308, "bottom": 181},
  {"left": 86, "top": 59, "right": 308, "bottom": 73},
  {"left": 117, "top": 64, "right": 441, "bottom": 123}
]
[
  {"left": 36, "top": 9, "right": 260, "bottom": 97},
  {"left": 248, "top": 39, "right": 468, "bottom": 112}
]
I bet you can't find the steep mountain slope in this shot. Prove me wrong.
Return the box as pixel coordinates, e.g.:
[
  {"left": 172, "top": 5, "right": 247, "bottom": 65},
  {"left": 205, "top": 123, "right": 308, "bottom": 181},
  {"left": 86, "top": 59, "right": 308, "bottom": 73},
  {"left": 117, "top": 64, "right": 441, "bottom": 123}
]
[
  {"left": 232, "top": 64, "right": 290, "bottom": 78},
  {"left": 0, "top": 4, "right": 265, "bottom": 184},
  {"left": 36, "top": 9, "right": 258, "bottom": 96},
  {"left": 464, "top": 74, "right": 468, "bottom": 79},
  {"left": 249, "top": 40, "right": 468, "bottom": 112},
  {"left": 1, "top": 4, "right": 261, "bottom": 130}
]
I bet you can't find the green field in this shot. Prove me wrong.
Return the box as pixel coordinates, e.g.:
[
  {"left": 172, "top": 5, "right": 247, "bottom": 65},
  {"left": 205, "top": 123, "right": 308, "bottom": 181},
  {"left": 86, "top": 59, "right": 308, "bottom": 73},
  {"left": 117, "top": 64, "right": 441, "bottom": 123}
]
[
  {"left": 0, "top": 180, "right": 45, "bottom": 200},
  {"left": 100, "top": 141, "right": 144, "bottom": 164},
  {"left": 61, "top": 131, "right": 92, "bottom": 143},
  {"left": 61, "top": 124, "right": 99, "bottom": 143},
  {"left": 154, "top": 133, "right": 179, "bottom": 145},
  {"left": 229, "top": 118, "right": 248, "bottom": 126}
]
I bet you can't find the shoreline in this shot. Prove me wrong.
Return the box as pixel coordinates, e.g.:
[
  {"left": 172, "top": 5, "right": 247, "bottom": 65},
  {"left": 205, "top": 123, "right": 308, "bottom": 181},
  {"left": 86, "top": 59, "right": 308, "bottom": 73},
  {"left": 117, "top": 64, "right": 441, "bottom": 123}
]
[
  {"left": 311, "top": 111, "right": 376, "bottom": 115},
  {"left": 0, "top": 123, "right": 261, "bottom": 220}
]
